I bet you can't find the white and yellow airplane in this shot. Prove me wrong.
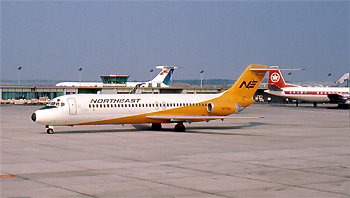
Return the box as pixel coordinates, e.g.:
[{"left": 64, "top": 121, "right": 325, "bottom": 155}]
[
  {"left": 55, "top": 66, "right": 177, "bottom": 88},
  {"left": 265, "top": 66, "right": 349, "bottom": 107},
  {"left": 32, "top": 64, "right": 270, "bottom": 134}
]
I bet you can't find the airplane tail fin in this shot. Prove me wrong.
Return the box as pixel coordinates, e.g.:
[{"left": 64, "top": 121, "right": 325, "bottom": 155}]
[
  {"left": 215, "top": 65, "right": 302, "bottom": 108},
  {"left": 151, "top": 66, "right": 178, "bottom": 85},
  {"left": 218, "top": 65, "right": 268, "bottom": 107},
  {"left": 268, "top": 66, "right": 299, "bottom": 89}
]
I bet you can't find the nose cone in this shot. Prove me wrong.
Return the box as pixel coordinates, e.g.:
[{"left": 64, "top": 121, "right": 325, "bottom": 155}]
[{"left": 31, "top": 113, "right": 36, "bottom": 122}]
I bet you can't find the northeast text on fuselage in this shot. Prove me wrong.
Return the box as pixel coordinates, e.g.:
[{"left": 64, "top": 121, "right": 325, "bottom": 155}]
[{"left": 90, "top": 99, "right": 141, "bottom": 104}]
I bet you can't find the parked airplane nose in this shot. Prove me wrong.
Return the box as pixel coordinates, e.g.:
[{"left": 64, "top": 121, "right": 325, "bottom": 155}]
[{"left": 31, "top": 113, "right": 36, "bottom": 122}]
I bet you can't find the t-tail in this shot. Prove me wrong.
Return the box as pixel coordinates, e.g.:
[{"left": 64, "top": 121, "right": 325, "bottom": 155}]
[
  {"left": 213, "top": 64, "right": 269, "bottom": 108},
  {"left": 268, "top": 66, "right": 299, "bottom": 89},
  {"left": 151, "top": 66, "right": 178, "bottom": 85}
]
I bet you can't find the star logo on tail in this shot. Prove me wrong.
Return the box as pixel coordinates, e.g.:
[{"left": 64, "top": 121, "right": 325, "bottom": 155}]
[{"left": 270, "top": 72, "right": 280, "bottom": 83}]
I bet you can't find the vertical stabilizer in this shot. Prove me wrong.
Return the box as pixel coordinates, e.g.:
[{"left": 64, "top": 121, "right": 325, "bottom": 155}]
[
  {"left": 151, "top": 66, "right": 178, "bottom": 85},
  {"left": 268, "top": 66, "right": 299, "bottom": 89},
  {"left": 216, "top": 65, "right": 268, "bottom": 107}
]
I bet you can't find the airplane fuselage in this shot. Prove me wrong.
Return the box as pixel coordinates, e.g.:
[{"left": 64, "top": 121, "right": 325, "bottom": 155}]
[
  {"left": 32, "top": 64, "right": 270, "bottom": 134},
  {"left": 32, "top": 93, "right": 248, "bottom": 126}
]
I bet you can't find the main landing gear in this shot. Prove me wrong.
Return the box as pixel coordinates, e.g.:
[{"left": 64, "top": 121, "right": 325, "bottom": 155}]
[
  {"left": 174, "top": 122, "right": 186, "bottom": 132},
  {"left": 151, "top": 122, "right": 186, "bottom": 132},
  {"left": 151, "top": 123, "right": 162, "bottom": 130}
]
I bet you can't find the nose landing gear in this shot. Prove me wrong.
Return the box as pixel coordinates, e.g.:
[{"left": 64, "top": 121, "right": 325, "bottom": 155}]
[{"left": 45, "top": 125, "right": 54, "bottom": 134}]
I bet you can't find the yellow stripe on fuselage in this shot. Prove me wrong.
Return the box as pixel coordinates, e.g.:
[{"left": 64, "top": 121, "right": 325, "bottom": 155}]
[{"left": 77, "top": 102, "right": 214, "bottom": 125}]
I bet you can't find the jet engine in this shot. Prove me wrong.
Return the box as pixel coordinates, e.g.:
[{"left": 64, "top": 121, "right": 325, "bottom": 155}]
[{"left": 206, "top": 102, "right": 243, "bottom": 116}]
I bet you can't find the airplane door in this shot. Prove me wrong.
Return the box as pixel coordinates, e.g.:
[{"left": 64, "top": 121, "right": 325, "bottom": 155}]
[{"left": 67, "top": 98, "right": 77, "bottom": 115}]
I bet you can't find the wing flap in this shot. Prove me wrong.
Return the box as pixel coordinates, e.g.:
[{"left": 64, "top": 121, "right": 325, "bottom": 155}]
[{"left": 147, "top": 115, "right": 264, "bottom": 123}]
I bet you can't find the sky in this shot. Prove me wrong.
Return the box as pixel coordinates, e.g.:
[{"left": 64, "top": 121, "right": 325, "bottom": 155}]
[{"left": 1, "top": 1, "right": 349, "bottom": 83}]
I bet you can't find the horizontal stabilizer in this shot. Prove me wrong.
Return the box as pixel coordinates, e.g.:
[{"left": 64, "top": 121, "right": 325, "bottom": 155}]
[
  {"left": 250, "top": 68, "right": 305, "bottom": 71},
  {"left": 155, "top": 66, "right": 178, "bottom": 70}
]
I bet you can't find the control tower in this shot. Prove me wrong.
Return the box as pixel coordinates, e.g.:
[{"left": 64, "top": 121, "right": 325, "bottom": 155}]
[{"left": 99, "top": 74, "right": 130, "bottom": 86}]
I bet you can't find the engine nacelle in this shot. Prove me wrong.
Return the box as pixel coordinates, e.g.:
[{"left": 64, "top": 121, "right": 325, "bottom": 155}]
[{"left": 207, "top": 102, "right": 243, "bottom": 116}]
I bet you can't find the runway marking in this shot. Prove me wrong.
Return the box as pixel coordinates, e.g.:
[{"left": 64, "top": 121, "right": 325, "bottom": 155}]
[{"left": 0, "top": 174, "right": 16, "bottom": 178}]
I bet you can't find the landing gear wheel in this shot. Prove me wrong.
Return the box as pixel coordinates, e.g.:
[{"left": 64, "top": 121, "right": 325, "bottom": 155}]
[
  {"left": 174, "top": 123, "right": 186, "bottom": 132},
  {"left": 47, "top": 128, "right": 54, "bottom": 134},
  {"left": 151, "top": 123, "right": 162, "bottom": 130}
]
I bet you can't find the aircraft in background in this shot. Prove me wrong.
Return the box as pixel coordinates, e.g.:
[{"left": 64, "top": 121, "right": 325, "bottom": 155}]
[
  {"left": 265, "top": 66, "right": 349, "bottom": 107},
  {"left": 32, "top": 64, "right": 272, "bottom": 134},
  {"left": 55, "top": 66, "right": 177, "bottom": 88}
]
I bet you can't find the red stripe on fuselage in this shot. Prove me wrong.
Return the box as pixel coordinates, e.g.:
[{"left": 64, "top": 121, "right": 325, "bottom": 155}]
[{"left": 284, "top": 91, "right": 348, "bottom": 95}]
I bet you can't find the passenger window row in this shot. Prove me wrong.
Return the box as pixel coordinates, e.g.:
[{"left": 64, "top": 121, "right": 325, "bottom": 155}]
[{"left": 88, "top": 103, "right": 208, "bottom": 108}]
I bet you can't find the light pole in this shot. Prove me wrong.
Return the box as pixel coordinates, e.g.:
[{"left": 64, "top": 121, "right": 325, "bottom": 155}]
[
  {"left": 288, "top": 72, "right": 292, "bottom": 83},
  {"left": 149, "top": 69, "right": 153, "bottom": 80},
  {"left": 78, "top": 67, "right": 82, "bottom": 86},
  {"left": 149, "top": 69, "right": 154, "bottom": 86},
  {"left": 18, "top": 65, "right": 22, "bottom": 86},
  {"left": 200, "top": 70, "right": 204, "bottom": 87}
]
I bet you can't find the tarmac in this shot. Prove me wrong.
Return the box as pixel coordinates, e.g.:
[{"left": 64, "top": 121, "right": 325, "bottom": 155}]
[{"left": 1, "top": 103, "right": 349, "bottom": 197}]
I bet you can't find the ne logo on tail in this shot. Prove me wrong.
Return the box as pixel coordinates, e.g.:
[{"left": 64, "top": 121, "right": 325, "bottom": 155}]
[{"left": 239, "top": 80, "right": 258, "bottom": 89}]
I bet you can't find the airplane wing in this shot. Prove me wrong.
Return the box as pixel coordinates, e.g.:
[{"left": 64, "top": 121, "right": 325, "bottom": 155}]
[
  {"left": 327, "top": 93, "right": 349, "bottom": 104},
  {"left": 147, "top": 115, "right": 264, "bottom": 123}
]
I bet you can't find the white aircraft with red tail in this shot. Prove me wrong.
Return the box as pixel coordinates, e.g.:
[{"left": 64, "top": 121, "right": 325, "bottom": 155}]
[{"left": 265, "top": 66, "right": 349, "bottom": 107}]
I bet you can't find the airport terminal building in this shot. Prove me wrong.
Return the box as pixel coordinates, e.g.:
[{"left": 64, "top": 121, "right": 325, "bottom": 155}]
[
  {"left": 1, "top": 73, "right": 348, "bottom": 104},
  {"left": 0, "top": 75, "right": 123, "bottom": 103},
  {"left": 1, "top": 74, "right": 229, "bottom": 104}
]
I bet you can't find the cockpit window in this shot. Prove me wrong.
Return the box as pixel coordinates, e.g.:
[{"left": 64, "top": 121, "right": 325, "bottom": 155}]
[
  {"left": 40, "top": 105, "right": 57, "bottom": 110},
  {"left": 40, "top": 101, "right": 65, "bottom": 110}
]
